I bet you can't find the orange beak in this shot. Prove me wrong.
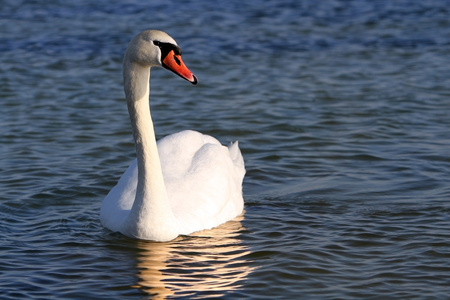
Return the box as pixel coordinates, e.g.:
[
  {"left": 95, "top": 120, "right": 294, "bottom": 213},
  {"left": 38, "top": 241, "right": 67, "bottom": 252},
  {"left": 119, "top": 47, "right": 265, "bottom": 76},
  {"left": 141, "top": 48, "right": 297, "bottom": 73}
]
[{"left": 162, "top": 50, "right": 198, "bottom": 85}]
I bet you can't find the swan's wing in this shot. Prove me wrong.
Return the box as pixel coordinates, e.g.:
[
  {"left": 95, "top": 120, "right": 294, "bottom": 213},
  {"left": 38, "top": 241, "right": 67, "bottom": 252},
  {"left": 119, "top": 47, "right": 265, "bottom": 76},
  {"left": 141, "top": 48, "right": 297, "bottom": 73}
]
[
  {"left": 100, "top": 159, "right": 138, "bottom": 232},
  {"left": 159, "top": 131, "right": 245, "bottom": 234}
]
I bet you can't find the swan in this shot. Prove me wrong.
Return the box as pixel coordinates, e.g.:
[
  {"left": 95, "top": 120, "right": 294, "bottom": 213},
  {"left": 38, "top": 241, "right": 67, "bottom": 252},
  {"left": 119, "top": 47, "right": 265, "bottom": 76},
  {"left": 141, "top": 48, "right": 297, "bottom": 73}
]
[{"left": 100, "top": 30, "right": 245, "bottom": 242}]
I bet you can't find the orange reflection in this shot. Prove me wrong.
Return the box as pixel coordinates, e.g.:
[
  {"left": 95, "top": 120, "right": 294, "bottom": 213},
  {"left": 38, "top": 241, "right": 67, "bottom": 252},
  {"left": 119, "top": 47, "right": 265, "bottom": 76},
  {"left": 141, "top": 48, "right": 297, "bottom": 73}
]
[{"left": 133, "top": 214, "right": 254, "bottom": 299}]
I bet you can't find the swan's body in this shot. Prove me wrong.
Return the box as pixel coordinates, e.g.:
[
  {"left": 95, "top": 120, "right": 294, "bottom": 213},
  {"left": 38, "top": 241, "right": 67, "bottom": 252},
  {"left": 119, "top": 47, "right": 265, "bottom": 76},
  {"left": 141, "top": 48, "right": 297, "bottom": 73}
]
[{"left": 100, "top": 30, "right": 245, "bottom": 241}]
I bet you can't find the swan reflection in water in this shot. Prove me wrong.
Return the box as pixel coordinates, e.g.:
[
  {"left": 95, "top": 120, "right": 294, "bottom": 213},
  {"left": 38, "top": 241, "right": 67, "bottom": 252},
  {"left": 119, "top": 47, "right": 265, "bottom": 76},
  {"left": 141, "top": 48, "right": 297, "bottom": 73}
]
[{"left": 132, "top": 214, "right": 254, "bottom": 298}]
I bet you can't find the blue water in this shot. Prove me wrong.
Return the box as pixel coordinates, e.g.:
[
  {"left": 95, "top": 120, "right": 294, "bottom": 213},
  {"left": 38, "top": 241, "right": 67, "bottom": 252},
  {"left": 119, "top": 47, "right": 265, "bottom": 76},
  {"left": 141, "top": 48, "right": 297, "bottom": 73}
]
[{"left": 1, "top": 0, "right": 450, "bottom": 298}]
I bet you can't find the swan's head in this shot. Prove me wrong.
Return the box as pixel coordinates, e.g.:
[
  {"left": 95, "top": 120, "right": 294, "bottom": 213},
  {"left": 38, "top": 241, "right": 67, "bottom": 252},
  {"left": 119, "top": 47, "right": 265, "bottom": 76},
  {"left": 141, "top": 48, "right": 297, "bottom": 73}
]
[{"left": 124, "top": 30, "right": 198, "bottom": 85}]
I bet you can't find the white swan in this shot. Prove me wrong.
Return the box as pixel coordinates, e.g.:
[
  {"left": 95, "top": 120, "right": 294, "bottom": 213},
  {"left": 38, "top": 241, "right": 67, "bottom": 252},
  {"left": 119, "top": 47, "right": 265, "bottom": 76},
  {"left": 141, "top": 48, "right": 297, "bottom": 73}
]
[{"left": 100, "top": 30, "right": 245, "bottom": 242}]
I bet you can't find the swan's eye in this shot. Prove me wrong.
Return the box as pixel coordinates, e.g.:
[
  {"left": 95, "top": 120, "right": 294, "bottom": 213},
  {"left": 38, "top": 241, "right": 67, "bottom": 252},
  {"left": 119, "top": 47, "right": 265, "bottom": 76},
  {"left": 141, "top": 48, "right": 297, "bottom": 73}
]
[{"left": 153, "top": 41, "right": 181, "bottom": 53}]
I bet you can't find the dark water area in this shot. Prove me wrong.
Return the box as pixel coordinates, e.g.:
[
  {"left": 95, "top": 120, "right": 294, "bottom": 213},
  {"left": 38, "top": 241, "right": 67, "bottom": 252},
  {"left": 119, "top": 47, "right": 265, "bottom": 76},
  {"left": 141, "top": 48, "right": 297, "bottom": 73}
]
[{"left": 1, "top": 0, "right": 450, "bottom": 298}]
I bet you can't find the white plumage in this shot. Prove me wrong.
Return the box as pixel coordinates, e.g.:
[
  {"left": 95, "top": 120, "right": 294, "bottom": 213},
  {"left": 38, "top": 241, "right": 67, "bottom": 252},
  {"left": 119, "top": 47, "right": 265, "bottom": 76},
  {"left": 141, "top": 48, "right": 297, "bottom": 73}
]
[{"left": 100, "top": 30, "right": 245, "bottom": 241}]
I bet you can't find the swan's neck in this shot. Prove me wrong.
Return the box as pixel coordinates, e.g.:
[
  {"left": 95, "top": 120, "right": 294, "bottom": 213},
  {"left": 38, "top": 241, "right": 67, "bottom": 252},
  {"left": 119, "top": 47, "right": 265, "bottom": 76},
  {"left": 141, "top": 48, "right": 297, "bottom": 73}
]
[{"left": 121, "top": 61, "right": 178, "bottom": 241}]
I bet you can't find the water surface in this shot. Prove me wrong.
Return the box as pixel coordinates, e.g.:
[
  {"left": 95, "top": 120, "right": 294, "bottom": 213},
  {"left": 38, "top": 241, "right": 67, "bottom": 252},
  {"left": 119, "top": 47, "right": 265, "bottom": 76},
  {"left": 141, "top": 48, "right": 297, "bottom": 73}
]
[{"left": 1, "top": 0, "right": 450, "bottom": 298}]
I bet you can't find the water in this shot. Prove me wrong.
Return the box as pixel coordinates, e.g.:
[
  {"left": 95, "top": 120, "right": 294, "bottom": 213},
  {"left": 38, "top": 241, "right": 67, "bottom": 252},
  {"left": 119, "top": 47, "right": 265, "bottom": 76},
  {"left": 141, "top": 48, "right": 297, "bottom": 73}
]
[{"left": 1, "top": 0, "right": 450, "bottom": 298}]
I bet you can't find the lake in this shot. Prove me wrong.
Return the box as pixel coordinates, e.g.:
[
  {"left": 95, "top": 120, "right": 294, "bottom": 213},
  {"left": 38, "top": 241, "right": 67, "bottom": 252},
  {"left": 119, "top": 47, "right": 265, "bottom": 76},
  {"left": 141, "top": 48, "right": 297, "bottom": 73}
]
[{"left": 1, "top": 0, "right": 450, "bottom": 298}]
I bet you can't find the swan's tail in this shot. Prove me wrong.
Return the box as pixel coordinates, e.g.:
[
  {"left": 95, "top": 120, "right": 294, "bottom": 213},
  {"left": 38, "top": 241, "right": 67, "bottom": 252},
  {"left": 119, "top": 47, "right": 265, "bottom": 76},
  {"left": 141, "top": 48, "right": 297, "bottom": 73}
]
[{"left": 228, "top": 141, "right": 245, "bottom": 179}]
